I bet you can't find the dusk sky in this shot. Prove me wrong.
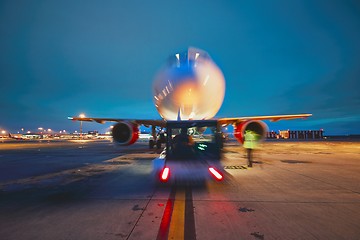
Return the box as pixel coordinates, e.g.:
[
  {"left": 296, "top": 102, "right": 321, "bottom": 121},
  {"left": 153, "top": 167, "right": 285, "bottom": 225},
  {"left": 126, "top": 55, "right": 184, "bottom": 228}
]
[{"left": 1, "top": 0, "right": 359, "bottom": 135}]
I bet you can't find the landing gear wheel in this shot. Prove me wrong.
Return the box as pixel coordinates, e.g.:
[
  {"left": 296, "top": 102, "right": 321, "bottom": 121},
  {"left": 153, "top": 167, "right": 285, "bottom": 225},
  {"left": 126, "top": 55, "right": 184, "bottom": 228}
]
[
  {"left": 156, "top": 140, "right": 162, "bottom": 149},
  {"left": 149, "top": 140, "right": 154, "bottom": 149}
]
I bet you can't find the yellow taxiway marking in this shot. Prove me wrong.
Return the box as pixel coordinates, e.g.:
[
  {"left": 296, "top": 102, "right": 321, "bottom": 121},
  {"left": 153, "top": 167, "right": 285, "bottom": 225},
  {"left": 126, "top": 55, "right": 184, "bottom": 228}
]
[{"left": 168, "top": 189, "right": 186, "bottom": 240}]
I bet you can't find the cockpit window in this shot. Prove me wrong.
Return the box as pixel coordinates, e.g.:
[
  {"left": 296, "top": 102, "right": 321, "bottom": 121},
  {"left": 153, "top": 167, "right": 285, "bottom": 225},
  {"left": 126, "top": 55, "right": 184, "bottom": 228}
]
[{"left": 166, "top": 48, "right": 211, "bottom": 68}]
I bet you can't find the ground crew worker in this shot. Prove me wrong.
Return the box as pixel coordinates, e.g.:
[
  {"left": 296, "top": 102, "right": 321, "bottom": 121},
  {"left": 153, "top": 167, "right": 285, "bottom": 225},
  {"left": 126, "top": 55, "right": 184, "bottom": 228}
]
[
  {"left": 243, "top": 130, "right": 258, "bottom": 167},
  {"left": 172, "top": 128, "right": 194, "bottom": 158}
]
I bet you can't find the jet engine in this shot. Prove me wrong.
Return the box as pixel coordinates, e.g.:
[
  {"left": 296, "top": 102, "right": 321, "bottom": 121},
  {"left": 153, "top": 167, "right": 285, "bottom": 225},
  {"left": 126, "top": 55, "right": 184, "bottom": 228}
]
[
  {"left": 234, "top": 120, "right": 268, "bottom": 144},
  {"left": 112, "top": 122, "right": 139, "bottom": 145}
]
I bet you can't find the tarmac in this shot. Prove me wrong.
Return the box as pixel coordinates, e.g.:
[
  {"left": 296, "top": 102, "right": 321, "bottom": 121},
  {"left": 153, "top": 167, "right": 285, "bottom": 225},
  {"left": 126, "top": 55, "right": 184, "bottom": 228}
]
[{"left": 0, "top": 139, "right": 359, "bottom": 240}]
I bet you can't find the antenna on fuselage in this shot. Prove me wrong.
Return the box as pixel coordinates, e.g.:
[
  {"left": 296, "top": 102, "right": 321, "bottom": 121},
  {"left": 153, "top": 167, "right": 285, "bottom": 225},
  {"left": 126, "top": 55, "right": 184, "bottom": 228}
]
[{"left": 177, "top": 108, "right": 182, "bottom": 121}]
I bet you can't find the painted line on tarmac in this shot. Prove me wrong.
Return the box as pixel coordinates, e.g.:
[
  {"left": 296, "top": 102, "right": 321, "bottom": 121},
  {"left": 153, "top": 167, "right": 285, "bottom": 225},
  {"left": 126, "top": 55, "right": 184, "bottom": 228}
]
[
  {"left": 156, "top": 187, "right": 176, "bottom": 240},
  {"left": 168, "top": 188, "right": 185, "bottom": 239},
  {"left": 224, "top": 165, "right": 248, "bottom": 170},
  {"left": 156, "top": 186, "right": 196, "bottom": 240}
]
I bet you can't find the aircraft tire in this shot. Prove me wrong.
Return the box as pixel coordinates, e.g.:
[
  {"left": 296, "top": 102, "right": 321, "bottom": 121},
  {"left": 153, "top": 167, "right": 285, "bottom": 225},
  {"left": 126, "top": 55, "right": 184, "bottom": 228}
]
[
  {"left": 149, "top": 140, "right": 154, "bottom": 149},
  {"left": 156, "top": 140, "right": 161, "bottom": 149}
]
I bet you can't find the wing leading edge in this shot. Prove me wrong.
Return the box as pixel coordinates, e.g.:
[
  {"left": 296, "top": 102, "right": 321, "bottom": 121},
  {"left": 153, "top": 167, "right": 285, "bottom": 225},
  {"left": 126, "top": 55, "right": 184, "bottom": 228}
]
[
  {"left": 67, "top": 117, "right": 167, "bottom": 128},
  {"left": 68, "top": 113, "right": 311, "bottom": 127},
  {"left": 218, "top": 113, "right": 312, "bottom": 125}
]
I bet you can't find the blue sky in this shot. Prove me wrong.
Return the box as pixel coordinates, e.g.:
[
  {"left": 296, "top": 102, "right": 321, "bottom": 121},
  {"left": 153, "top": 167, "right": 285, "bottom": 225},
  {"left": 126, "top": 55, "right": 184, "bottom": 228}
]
[{"left": 0, "top": 0, "right": 359, "bottom": 135}]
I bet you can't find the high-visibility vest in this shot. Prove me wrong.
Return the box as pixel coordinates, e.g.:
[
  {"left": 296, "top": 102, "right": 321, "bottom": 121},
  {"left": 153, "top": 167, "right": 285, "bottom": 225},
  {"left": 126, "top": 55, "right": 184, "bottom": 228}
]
[{"left": 243, "top": 132, "right": 257, "bottom": 149}]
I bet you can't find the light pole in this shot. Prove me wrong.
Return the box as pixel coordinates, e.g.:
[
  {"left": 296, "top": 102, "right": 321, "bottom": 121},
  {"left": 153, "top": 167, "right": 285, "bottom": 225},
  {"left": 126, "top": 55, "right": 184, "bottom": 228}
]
[{"left": 79, "top": 113, "right": 85, "bottom": 139}]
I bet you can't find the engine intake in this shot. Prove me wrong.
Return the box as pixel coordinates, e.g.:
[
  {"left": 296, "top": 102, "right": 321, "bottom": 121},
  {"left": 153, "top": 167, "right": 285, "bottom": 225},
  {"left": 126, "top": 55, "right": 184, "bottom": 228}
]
[
  {"left": 234, "top": 120, "right": 268, "bottom": 144},
  {"left": 112, "top": 122, "right": 139, "bottom": 145}
]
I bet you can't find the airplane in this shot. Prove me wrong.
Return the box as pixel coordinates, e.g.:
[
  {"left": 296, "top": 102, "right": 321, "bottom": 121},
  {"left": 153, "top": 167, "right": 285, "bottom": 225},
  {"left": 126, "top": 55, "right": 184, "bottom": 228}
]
[
  {"left": 8, "top": 133, "right": 25, "bottom": 140},
  {"left": 68, "top": 47, "right": 311, "bottom": 149}
]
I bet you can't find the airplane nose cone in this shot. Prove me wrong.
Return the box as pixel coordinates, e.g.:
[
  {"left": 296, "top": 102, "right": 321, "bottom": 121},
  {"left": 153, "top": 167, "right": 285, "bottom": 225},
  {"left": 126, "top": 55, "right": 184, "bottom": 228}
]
[{"left": 153, "top": 48, "right": 225, "bottom": 120}]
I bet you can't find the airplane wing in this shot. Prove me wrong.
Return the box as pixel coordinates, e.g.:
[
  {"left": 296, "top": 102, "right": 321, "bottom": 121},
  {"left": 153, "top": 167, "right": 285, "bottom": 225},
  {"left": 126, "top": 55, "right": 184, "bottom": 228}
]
[
  {"left": 68, "top": 113, "right": 311, "bottom": 146},
  {"left": 68, "top": 113, "right": 312, "bottom": 127},
  {"left": 67, "top": 117, "right": 167, "bottom": 128},
  {"left": 217, "top": 113, "right": 312, "bottom": 125}
]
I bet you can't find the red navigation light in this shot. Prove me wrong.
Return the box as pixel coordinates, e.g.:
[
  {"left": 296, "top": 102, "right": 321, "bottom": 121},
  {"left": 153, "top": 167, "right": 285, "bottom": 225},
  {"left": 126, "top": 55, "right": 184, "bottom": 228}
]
[
  {"left": 160, "top": 167, "right": 170, "bottom": 182},
  {"left": 209, "top": 167, "right": 223, "bottom": 181}
]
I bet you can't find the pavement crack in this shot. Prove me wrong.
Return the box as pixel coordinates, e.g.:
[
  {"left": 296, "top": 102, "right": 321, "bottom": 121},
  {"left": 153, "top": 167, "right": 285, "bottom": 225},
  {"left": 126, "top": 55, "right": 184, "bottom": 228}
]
[
  {"left": 251, "top": 232, "right": 264, "bottom": 239},
  {"left": 239, "top": 207, "right": 255, "bottom": 212},
  {"left": 126, "top": 188, "right": 157, "bottom": 240},
  {"left": 132, "top": 204, "right": 145, "bottom": 211}
]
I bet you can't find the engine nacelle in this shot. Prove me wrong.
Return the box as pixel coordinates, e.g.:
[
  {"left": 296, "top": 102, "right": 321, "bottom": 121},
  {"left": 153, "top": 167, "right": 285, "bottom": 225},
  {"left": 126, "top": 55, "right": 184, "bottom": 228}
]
[
  {"left": 112, "top": 122, "right": 139, "bottom": 145},
  {"left": 234, "top": 120, "right": 268, "bottom": 144}
]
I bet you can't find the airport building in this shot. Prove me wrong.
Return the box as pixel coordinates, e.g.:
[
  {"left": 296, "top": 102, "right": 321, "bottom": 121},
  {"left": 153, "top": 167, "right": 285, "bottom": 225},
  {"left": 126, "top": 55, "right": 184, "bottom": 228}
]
[{"left": 267, "top": 129, "right": 324, "bottom": 139}]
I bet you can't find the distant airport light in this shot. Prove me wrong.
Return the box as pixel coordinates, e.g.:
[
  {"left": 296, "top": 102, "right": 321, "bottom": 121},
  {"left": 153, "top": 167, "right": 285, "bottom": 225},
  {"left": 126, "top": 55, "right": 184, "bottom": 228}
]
[
  {"left": 79, "top": 113, "right": 86, "bottom": 138},
  {"left": 1, "top": 130, "right": 6, "bottom": 134},
  {"left": 209, "top": 167, "right": 223, "bottom": 181},
  {"left": 160, "top": 167, "right": 170, "bottom": 182},
  {"left": 47, "top": 129, "right": 52, "bottom": 132}
]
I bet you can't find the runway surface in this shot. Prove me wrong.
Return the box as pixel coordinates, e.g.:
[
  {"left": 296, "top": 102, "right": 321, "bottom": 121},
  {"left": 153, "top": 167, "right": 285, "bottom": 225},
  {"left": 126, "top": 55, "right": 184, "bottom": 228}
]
[{"left": 0, "top": 139, "right": 360, "bottom": 240}]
